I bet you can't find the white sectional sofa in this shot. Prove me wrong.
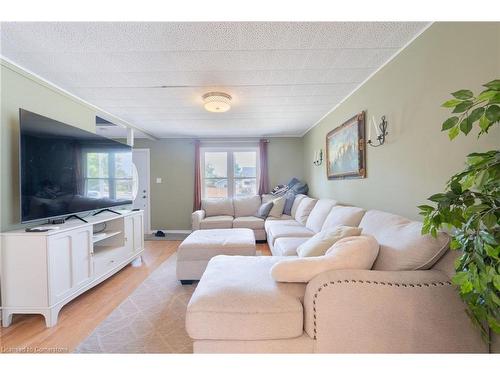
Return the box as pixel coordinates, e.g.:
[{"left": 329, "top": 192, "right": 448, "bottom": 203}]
[
  {"left": 186, "top": 198, "right": 489, "bottom": 353},
  {"left": 192, "top": 195, "right": 268, "bottom": 240}
]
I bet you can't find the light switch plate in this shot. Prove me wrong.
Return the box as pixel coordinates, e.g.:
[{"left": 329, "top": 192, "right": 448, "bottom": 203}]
[{"left": 156, "top": 177, "right": 162, "bottom": 184}]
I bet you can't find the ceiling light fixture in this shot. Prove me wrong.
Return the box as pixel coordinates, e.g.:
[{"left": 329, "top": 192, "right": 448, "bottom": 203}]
[{"left": 202, "top": 92, "right": 232, "bottom": 113}]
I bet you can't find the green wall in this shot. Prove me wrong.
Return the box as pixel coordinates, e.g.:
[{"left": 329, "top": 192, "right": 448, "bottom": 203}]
[
  {"left": 0, "top": 62, "right": 97, "bottom": 231},
  {"left": 303, "top": 22, "right": 500, "bottom": 220},
  {"left": 133, "top": 137, "right": 304, "bottom": 230}
]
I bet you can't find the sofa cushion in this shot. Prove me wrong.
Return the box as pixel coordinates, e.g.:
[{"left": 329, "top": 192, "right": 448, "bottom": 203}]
[
  {"left": 273, "top": 237, "right": 309, "bottom": 256},
  {"left": 321, "top": 206, "right": 366, "bottom": 231},
  {"left": 305, "top": 199, "right": 337, "bottom": 232},
  {"left": 296, "top": 225, "right": 362, "bottom": 257},
  {"left": 294, "top": 197, "right": 317, "bottom": 225},
  {"left": 360, "top": 210, "right": 450, "bottom": 271},
  {"left": 271, "top": 235, "right": 379, "bottom": 283},
  {"left": 202, "top": 198, "right": 234, "bottom": 217},
  {"left": 233, "top": 216, "right": 265, "bottom": 230},
  {"left": 291, "top": 194, "right": 307, "bottom": 219},
  {"left": 256, "top": 201, "right": 273, "bottom": 219},
  {"left": 233, "top": 195, "right": 261, "bottom": 217},
  {"left": 264, "top": 215, "right": 299, "bottom": 233},
  {"left": 186, "top": 255, "right": 306, "bottom": 340},
  {"left": 268, "top": 224, "right": 315, "bottom": 246},
  {"left": 199, "top": 215, "right": 234, "bottom": 229},
  {"left": 269, "top": 196, "right": 286, "bottom": 218}
]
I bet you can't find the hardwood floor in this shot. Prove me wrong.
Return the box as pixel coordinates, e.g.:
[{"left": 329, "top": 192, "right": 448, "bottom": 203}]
[{"left": 0, "top": 240, "right": 271, "bottom": 353}]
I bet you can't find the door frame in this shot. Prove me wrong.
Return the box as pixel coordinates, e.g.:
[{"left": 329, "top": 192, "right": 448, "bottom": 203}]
[{"left": 132, "top": 148, "right": 152, "bottom": 235}]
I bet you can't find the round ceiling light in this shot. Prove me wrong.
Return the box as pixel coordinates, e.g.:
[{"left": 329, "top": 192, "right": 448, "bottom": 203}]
[{"left": 202, "top": 92, "right": 232, "bottom": 113}]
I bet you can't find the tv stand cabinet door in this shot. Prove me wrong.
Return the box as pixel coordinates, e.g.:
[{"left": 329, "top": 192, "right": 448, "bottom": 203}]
[{"left": 48, "top": 227, "right": 94, "bottom": 305}]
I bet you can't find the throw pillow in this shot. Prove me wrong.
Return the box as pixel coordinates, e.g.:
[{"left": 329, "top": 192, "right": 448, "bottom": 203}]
[
  {"left": 291, "top": 194, "right": 307, "bottom": 218},
  {"left": 271, "top": 235, "right": 379, "bottom": 283},
  {"left": 268, "top": 197, "right": 286, "bottom": 218},
  {"left": 282, "top": 191, "right": 296, "bottom": 216},
  {"left": 255, "top": 202, "right": 273, "bottom": 219},
  {"left": 296, "top": 225, "right": 362, "bottom": 257}
]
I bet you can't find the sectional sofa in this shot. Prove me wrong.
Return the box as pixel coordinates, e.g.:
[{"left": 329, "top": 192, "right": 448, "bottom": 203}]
[{"left": 187, "top": 194, "right": 489, "bottom": 353}]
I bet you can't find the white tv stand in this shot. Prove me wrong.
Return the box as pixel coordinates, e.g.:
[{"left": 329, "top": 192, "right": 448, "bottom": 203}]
[{"left": 0, "top": 210, "right": 144, "bottom": 327}]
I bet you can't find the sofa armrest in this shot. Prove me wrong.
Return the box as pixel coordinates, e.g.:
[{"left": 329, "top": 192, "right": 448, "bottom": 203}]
[
  {"left": 192, "top": 210, "right": 206, "bottom": 230},
  {"left": 304, "top": 269, "right": 486, "bottom": 353}
]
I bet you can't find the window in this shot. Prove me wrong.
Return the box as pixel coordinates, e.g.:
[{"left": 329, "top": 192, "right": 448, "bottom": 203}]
[
  {"left": 201, "top": 148, "right": 259, "bottom": 199},
  {"left": 84, "top": 151, "right": 133, "bottom": 200}
]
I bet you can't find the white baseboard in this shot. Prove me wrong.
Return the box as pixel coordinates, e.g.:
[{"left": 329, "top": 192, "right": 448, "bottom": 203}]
[{"left": 148, "top": 229, "right": 192, "bottom": 235}]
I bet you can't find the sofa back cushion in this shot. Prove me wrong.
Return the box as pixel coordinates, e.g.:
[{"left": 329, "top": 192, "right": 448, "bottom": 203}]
[
  {"left": 297, "top": 225, "right": 362, "bottom": 257},
  {"left": 321, "top": 206, "right": 366, "bottom": 231},
  {"left": 233, "top": 195, "right": 261, "bottom": 217},
  {"left": 360, "top": 210, "right": 450, "bottom": 271},
  {"left": 291, "top": 194, "right": 307, "bottom": 219},
  {"left": 202, "top": 198, "right": 234, "bottom": 217},
  {"left": 294, "top": 197, "right": 317, "bottom": 225},
  {"left": 305, "top": 199, "right": 337, "bottom": 232}
]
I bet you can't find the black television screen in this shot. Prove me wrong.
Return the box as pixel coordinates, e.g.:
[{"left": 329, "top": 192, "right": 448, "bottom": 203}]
[{"left": 20, "top": 109, "right": 133, "bottom": 223}]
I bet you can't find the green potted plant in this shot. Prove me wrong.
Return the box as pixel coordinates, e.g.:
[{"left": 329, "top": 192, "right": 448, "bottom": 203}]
[{"left": 418, "top": 79, "right": 499, "bottom": 348}]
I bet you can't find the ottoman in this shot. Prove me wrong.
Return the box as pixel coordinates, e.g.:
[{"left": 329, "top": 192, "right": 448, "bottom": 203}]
[{"left": 176, "top": 228, "right": 256, "bottom": 284}]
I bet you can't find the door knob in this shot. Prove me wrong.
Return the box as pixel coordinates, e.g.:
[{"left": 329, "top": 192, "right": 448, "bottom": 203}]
[{"left": 142, "top": 195, "right": 147, "bottom": 198}]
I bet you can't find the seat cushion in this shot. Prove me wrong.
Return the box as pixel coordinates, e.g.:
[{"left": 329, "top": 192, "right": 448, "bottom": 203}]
[
  {"left": 268, "top": 224, "right": 315, "bottom": 246},
  {"left": 294, "top": 197, "right": 317, "bottom": 225},
  {"left": 273, "top": 237, "right": 309, "bottom": 256},
  {"left": 186, "top": 255, "right": 306, "bottom": 340},
  {"left": 233, "top": 216, "right": 265, "bottom": 230},
  {"left": 305, "top": 199, "right": 337, "bottom": 232},
  {"left": 321, "top": 206, "right": 366, "bottom": 231},
  {"left": 178, "top": 228, "right": 256, "bottom": 261},
  {"left": 202, "top": 199, "right": 234, "bottom": 217},
  {"left": 360, "top": 210, "right": 450, "bottom": 271},
  {"left": 233, "top": 195, "right": 261, "bottom": 217},
  {"left": 199, "top": 215, "right": 234, "bottom": 229},
  {"left": 264, "top": 215, "right": 298, "bottom": 232}
]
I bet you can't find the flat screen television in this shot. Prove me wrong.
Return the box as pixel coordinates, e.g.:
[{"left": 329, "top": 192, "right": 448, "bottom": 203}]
[{"left": 20, "top": 109, "right": 133, "bottom": 223}]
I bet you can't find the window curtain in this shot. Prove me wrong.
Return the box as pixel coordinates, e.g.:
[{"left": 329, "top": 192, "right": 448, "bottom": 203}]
[
  {"left": 193, "top": 140, "right": 202, "bottom": 211},
  {"left": 258, "top": 139, "right": 269, "bottom": 195}
]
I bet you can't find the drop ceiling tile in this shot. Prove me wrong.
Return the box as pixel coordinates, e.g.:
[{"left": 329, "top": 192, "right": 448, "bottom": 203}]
[{"left": 0, "top": 21, "right": 429, "bottom": 138}]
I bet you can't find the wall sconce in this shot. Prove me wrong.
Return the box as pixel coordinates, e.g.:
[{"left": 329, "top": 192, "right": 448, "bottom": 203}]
[
  {"left": 313, "top": 149, "right": 323, "bottom": 166},
  {"left": 368, "top": 115, "right": 389, "bottom": 147}
]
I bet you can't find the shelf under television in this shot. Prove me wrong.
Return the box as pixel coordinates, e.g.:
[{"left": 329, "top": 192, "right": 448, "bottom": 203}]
[{"left": 92, "top": 231, "right": 122, "bottom": 244}]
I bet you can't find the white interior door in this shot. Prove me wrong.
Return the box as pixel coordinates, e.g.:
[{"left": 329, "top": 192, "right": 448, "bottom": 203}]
[{"left": 132, "top": 149, "right": 151, "bottom": 234}]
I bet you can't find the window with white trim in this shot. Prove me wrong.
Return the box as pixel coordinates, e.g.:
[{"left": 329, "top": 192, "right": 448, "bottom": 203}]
[{"left": 201, "top": 148, "right": 259, "bottom": 199}]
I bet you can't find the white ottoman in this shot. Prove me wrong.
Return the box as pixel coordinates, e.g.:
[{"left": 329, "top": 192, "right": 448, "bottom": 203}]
[{"left": 176, "top": 228, "right": 256, "bottom": 284}]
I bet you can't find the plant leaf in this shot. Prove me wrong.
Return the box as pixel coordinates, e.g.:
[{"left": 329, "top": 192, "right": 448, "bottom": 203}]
[
  {"left": 460, "top": 118, "right": 473, "bottom": 135},
  {"left": 477, "top": 90, "right": 497, "bottom": 101},
  {"left": 468, "top": 107, "right": 484, "bottom": 123},
  {"left": 442, "top": 116, "right": 459, "bottom": 130},
  {"left": 442, "top": 99, "right": 463, "bottom": 108},
  {"left": 483, "top": 79, "right": 500, "bottom": 90},
  {"left": 448, "top": 125, "right": 460, "bottom": 140},
  {"left": 452, "top": 100, "right": 474, "bottom": 113},
  {"left": 451, "top": 89, "right": 473, "bottom": 100},
  {"left": 479, "top": 115, "right": 491, "bottom": 131},
  {"left": 485, "top": 104, "right": 500, "bottom": 122}
]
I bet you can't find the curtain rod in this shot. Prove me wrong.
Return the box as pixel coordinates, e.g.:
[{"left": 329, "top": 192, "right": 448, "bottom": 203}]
[{"left": 197, "top": 139, "right": 269, "bottom": 143}]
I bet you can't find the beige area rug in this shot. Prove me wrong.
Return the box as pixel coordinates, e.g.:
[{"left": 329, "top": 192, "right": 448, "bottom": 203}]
[{"left": 75, "top": 253, "right": 196, "bottom": 353}]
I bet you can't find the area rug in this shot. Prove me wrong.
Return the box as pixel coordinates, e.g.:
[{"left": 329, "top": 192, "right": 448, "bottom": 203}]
[{"left": 75, "top": 253, "right": 196, "bottom": 353}]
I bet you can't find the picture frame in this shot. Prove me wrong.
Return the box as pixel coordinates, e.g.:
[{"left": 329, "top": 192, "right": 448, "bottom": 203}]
[{"left": 326, "top": 111, "right": 366, "bottom": 179}]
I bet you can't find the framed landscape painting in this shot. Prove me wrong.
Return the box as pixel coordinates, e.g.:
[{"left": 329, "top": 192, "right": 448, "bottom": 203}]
[{"left": 326, "top": 111, "right": 366, "bottom": 179}]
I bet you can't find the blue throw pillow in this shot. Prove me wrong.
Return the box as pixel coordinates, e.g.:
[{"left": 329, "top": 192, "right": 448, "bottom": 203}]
[
  {"left": 256, "top": 201, "right": 273, "bottom": 219},
  {"left": 282, "top": 191, "right": 296, "bottom": 216}
]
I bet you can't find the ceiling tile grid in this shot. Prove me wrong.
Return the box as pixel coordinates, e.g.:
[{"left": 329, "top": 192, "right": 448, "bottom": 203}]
[{"left": 0, "top": 22, "right": 429, "bottom": 138}]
